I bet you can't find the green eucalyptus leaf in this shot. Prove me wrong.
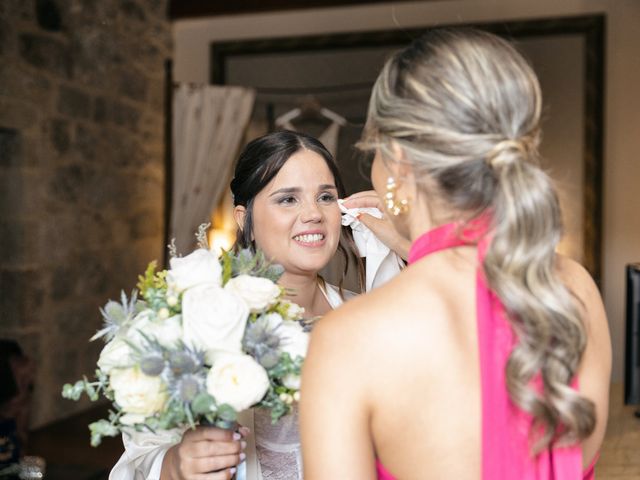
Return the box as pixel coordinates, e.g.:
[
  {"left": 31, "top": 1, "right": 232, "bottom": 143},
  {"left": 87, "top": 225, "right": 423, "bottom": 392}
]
[
  {"left": 216, "top": 404, "right": 237, "bottom": 423},
  {"left": 191, "top": 392, "right": 216, "bottom": 416}
]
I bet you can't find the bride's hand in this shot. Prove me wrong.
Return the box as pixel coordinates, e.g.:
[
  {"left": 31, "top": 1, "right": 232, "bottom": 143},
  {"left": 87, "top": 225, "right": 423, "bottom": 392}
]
[
  {"left": 343, "top": 191, "right": 411, "bottom": 261},
  {"left": 161, "top": 426, "right": 248, "bottom": 480}
]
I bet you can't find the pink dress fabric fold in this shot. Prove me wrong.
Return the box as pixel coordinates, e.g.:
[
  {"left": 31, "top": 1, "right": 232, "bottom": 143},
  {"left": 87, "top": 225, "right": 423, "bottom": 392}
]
[{"left": 376, "top": 220, "right": 594, "bottom": 480}]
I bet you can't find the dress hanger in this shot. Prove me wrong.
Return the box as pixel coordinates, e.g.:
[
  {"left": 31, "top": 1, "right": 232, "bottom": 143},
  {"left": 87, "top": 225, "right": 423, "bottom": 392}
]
[{"left": 275, "top": 96, "right": 346, "bottom": 128}]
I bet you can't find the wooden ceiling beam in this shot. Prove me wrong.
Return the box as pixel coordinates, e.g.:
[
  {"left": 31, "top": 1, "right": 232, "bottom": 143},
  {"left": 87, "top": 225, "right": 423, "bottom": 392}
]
[{"left": 169, "top": 0, "right": 427, "bottom": 20}]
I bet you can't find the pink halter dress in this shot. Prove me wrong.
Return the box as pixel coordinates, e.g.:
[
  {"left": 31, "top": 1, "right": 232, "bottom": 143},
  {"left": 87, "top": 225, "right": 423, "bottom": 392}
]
[{"left": 376, "top": 221, "right": 596, "bottom": 480}]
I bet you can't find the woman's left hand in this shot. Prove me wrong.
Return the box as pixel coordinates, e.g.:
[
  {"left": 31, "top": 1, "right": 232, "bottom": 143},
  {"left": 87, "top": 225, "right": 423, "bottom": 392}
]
[{"left": 343, "top": 191, "right": 410, "bottom": 261}]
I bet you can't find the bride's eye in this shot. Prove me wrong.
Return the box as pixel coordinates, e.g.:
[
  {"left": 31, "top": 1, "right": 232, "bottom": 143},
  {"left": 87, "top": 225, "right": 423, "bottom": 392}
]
[
  {"left": 277, "top": 195, "right": 297, "bottom": 205},
  {"left": 318, "top": 192, "right": 337, "bottom": 203}
]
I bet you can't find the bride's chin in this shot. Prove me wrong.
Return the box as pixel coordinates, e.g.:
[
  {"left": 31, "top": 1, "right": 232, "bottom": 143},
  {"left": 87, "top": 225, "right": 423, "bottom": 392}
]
[{"left": 287, "top": 259, "right": 331, "bottom": 276}]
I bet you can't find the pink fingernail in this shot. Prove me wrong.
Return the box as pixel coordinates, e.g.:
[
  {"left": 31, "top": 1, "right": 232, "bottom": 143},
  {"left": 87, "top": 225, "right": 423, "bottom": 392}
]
[
  {"left": 230, "top": 467, "right": 237, "bottom": 474},
  {"left": 241, "top": 441, "right": 247, "bottom": 450},
  {"left": 239, "top": 453, "right": 246, "bottom": 461},
  {"left": 233, "top": 432, "right": 241, "bottom": 441}
]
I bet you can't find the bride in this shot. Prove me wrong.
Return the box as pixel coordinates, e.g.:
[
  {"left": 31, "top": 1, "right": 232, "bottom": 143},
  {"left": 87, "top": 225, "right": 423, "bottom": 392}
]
[{"left": 109, "top": 130, "right": 408, "bottom": 480}]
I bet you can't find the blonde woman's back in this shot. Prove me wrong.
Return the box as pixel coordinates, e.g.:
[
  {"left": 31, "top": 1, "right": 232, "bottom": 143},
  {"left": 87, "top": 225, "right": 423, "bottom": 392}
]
[
  {"left": 300, "top": 28, "right": 611, "bottom": 480},
  {"left": 302, "top": 245, "right": 610, "bottom": 479}
]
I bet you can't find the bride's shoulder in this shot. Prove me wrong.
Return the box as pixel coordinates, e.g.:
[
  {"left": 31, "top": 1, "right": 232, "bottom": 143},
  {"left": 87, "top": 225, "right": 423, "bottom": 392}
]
[{"left": 323, "top": 283, "right": 357, "bottom": 306}]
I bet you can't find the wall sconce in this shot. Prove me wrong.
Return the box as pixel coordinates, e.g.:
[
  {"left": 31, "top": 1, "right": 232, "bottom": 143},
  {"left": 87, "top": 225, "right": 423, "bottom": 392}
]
[{"left": 208, "top": 228, "right": 236, "bottom": 254}]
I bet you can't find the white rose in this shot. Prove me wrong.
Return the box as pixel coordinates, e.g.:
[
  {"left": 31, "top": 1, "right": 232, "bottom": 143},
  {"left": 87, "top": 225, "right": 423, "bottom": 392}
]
[
  {"left": 225, "top": 275, "right": 281, "bottom": 313},
  {"left": 263, "top": 312, "right": 284, "bottom": 330},
  {"left": 98, "top": 337, "right": 134, "bottom": 374},
  {"left": 277, "top": 320, "right": 309, "bottom": 360},
  {"left": 129, "top": 312, "right": 182, "bottom": 349},
  {"left": 282, "top": 373, "right": 301, "bottom": 390},
  {"left": 206, "top": 353, "right": 269, "bottom": 411},
  {"left": 110, "top": 367, "right": 167, "bottom": 419},
  {"left": 182, "top": 284, "right": 249, "bottom": 361},
  {"left": 119, "top": 413, "right": 147, "bottom": 426},
  {"left": 283, "top": 301, "right": 305, "bottom": 320},
  {"left": 168, "top": 248, "right": 222, "bottom": 291}
]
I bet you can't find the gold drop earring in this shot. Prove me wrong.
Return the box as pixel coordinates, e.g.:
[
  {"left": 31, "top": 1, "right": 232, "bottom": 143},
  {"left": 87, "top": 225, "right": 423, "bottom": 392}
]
[{"left": 385, "top": 177, "right": 409, "bottom": 216}]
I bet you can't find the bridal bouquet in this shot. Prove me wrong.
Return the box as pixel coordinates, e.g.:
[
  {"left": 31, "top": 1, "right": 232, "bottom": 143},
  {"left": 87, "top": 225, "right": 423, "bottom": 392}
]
[{"left": 62, "top": 226, "right": 308, "bottom": 446}]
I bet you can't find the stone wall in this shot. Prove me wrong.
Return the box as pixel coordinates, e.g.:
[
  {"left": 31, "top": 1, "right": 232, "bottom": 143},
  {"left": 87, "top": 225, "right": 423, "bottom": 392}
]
[{"left": 0, "top": 0, "right": 171, "bottom": 428}]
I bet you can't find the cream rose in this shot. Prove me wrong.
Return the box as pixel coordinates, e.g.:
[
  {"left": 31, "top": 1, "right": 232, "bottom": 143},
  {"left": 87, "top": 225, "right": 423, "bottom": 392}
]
[
  {"left": 110, "top": 367, "right": 167, "bottom": 419},
  {"left": 98, "top": 337, "right": 134, "bottom": 374},
  {"left": 224, "top": 275, "right": 281, "bottom": 313},
  {"left": 283, "top": 301, "right": 305, "bottom": 320},
  {"left": 129, "top": 312, "right": 182, "bottom": 349},
  {"left": 167, "top": 248, "right": 222, "bottom": 291},
  {"left": 276, "top": 318, "right": 309, "bottom": 360},
  {"left": 206, "top": 353, "right": 269, "bottom": 411},
  {"left": 182, "top": 284, "right": 249, "bottom": 360},
  {"left": 119, "top": 413, "right": 147, "bottom": 426},
  {"left": 262, "top": 313, "right": 308, "bottom": 360},
  {"left": 282, "top": 373, "right": 301, "bottom": 390}
]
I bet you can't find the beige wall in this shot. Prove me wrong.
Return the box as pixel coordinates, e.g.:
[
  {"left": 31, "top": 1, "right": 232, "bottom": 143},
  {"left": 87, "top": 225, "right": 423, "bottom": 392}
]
[{"left": 173, "top": 0, "right": 640, "bottom": 381}]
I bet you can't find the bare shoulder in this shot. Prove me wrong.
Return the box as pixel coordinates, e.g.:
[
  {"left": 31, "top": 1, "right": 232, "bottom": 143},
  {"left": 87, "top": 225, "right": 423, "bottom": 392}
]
[
  {"left": 555, "top": 256, "right": 606, "bottom": 332},
  {"left": 555, "top": 255, "right": 611, "bottom": 464},
  {"left": 555, "top": 255, "right": 598, "bottom": 299},
  {"left": 311, "top": 263, "right": 456, "bottom": 363}
]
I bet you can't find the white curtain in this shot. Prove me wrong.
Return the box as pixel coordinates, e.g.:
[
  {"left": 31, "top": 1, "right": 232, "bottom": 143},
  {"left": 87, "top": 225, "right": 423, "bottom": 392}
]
[{"left": 171, "top": 84, "right": 255, "bottom": 253}]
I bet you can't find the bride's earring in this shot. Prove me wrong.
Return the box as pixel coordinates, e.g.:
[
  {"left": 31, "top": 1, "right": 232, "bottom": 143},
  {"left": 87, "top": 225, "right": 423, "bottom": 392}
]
[{"left": 384, "top": 177, "right": 409, "bottom": 216}]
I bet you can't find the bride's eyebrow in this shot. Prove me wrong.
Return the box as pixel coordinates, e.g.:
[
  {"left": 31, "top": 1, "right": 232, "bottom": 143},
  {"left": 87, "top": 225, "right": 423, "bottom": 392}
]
[
  {"left": 269, "top": 187, "right": 300, "bottom": 197},
  {"left": 269, "top": 185, "right": 336, "bottom": 197}
]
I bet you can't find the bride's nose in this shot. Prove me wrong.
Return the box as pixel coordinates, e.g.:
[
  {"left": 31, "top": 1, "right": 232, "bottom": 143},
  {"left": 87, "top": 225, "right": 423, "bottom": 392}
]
[{"left": 300, "top": 200, "right": 323, "bottom": 223}]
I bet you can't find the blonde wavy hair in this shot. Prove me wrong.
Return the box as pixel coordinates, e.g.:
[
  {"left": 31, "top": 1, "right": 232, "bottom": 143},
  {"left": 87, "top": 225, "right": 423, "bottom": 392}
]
[{"left": 359, "top": 28, "right": 595, "bottom": 450}]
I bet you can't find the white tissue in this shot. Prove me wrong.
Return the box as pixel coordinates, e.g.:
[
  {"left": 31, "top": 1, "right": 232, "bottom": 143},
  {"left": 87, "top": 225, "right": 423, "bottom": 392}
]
[{"left": 338, "top": 200, "right": 403, "bottom": 291}]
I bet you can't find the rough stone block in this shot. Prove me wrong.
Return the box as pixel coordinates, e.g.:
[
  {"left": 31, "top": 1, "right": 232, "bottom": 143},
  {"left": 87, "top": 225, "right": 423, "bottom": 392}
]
[
  {"left": 0, "top": 219, "right": 40, "bottom": 268},
  {"left": 0, "top": 61, "right": 53, "bottom": 108},
  {"left": 120, "top": 0, "right": 147, "bottom": 21},
  {"left": 0, "top": 99, "right": 38, "bottom": 131},
  {"left": 129, "top": 208, "right": 161, "bottom": 239},
  {"left": 74, "top": 124, "right": 101, "bottom": 163},
  {"left": 147, "top": 76, "right": 166, "bottom": 113},
  {"left": 0, "top": 19, "right": 17, "bottom": 57},
  {"left": 37, "top": 214, "right": 85, "bottom": 264},
  {"left": 0, "top": 127, "right": 21, "bottom": 167},
  {"left": 83, "top": 171, "right": 131, "bottom": 211},
  {"left": 118, "top": 68, "right": 148, "bottom": 102},
  {"left": 93, "top": 96, "right": 108, "bottom": 123},
  {"left": 0, "top": 169, "right": 24, "bottom": 219},
  {"left": 0, "top": 1, "right": 36, "bottom": 22},
  {"left": 49, "top": 117, "right": 71, "bottom": 154},
  {"left": 50, "top": 265, "right": 75, "bottom": 301},
  {"left": 111, "top": 100, "right": 141, "bottom": 131},
  {"left": 73, "top": 254, "right": 109, "bottom": 297},
  {"left": 53, "top": 302, "right": 102, "bottom": 340},
  {"left": 48, "top": 164, "right": 85, "bottom": 203},
  {"left": 57, "top": 85, "right": 91, "bottom": 118},
  {"left": 19, "top": 33, "right": 72, "bottom": 78},
  {"left": 0, "top": 269, "right": 46, "bottom": 330}
]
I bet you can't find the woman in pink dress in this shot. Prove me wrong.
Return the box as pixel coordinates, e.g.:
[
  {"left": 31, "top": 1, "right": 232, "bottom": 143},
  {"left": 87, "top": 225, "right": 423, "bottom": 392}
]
[{"left": 300, "top": 28, "right": 611, "bottom": 479}]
